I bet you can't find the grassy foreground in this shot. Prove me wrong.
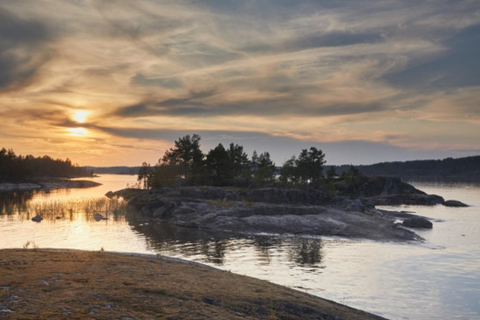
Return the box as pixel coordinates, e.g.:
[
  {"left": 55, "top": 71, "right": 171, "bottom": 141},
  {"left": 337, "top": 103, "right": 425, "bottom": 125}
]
[{"left": 0, "top": 249, "right": 386, "bottom": 320}]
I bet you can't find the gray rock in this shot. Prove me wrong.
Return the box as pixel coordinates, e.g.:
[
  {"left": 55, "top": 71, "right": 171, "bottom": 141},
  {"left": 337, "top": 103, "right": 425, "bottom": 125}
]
[
  {"left": 349, "top": 199, "right": 365, "bottom": 212},
  {"left": 365, "top": 194, "right": 445, "bottom": 206},
  {"left": 245, "top": 188, "right": 332, "bottom": 205},
  {"left": 402, "top": 217, "right": 433, "bottom": 229},
  {"left": 444, "top": 200, "right": 469, "bottom": 207},
  {"left": 152, "top": 201, "right": 177, "bottom": 219},
  {"left": 126, "top": 189, "right": 423, "bottom": 242},
  {"left": 31, "top": 214, "right": 43, "bottom": 222},
  {"left": 94, "top": 213, "right": 108, "bottom": 221},
  {"left": 105, "top": 191, "right": 114, "bottom": 198}
]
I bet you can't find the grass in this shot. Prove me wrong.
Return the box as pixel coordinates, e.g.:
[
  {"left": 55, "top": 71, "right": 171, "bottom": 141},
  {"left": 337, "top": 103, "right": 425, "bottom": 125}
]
[
  {"left": 0, "top": 249, "right": 387, "bottom": 320},
  {"left": 22, "top": 241, "right": 39, "bottom": 249},
  {"left": 1, "top": 197, "right": 130, "bottom": 222}
]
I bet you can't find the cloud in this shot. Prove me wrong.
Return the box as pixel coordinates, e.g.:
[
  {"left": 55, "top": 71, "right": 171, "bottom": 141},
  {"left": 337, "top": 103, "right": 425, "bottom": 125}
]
[
  {"left": 385, "top": 24, "right": 480, "bottom": 89},
  {"left": 110, "top": 98, "right": 387, "bottom": 118},
  {"left": 0, "top": 8, "right": 55, "bottom": 91},
  {"left": 0, "top": 0, "right": 479, "bottom": 165},
  {"left": 80, "top": 126, "right": 480, "bottom": 165},
  {"left": 131, "top": 74, "right": 183, "bottom": 89}
]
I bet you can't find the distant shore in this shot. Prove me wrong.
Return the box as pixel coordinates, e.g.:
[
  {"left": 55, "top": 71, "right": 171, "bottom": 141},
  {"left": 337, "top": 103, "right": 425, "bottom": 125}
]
[
  {"left": 0, "top": 249, "right": 386, "bottom": 320},
  {"left": 0, "top": 179, "right": 101, "bottom": 192}
]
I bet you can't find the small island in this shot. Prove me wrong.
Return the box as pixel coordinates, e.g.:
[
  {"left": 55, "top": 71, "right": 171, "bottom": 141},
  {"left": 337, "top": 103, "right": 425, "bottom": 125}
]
[{"left": 104, "top": 134, "right": 468, "bottom": 243}]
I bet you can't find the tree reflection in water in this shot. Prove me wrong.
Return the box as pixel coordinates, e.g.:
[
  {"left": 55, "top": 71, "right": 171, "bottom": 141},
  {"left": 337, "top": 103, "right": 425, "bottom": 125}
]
[
  {"left": 0, "top": 191, "right": 35, "bottom": 215},
  {"left": 131, "top": 221, "right": 325, "bottom": 268},
  {"left": 287, "top": 238, "right": 324, "bottom": 266},
  {"left": 251, "top": 237, "right": 282, "bottom": 266}
]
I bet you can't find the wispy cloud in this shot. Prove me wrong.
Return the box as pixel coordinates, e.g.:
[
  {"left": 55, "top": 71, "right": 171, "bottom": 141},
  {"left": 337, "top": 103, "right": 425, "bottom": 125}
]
[{"left": 0, "top": 0, "right": 479, "bottom": 165}]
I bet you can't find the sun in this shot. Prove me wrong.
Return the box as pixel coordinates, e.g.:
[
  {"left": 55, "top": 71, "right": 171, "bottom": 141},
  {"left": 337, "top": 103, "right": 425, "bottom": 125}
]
[{"left": 73, "top": 110, "right": 88, "bottom": 123}]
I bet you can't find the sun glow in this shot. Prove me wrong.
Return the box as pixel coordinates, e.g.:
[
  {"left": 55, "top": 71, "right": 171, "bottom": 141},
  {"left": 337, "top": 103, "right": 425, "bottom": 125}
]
[
  {"left": 67, "top": 127, "right": 89, "bottom": 137},
  {"left": 73, "top": 110, "right": 88, "bottom": 123}
]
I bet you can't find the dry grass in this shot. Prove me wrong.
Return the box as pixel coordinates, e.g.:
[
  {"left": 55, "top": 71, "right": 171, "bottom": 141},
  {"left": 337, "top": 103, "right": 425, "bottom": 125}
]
[
  {"left": 2, "top": 198, "right": 129, "bottom": 222},
  {"left": 0, "top": 249, "right": 386, "bottom": 320}
]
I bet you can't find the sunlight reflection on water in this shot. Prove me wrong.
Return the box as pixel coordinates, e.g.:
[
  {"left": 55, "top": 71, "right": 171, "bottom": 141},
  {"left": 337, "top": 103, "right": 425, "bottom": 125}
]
[{"left": 1, "top": 175, "right": 479, "bottom": 320}]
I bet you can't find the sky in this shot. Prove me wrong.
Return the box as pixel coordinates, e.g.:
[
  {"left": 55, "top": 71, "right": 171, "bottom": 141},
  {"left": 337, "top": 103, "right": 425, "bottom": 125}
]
[{"left": 0, "top": 0, "right": 479, "bottom": 166}]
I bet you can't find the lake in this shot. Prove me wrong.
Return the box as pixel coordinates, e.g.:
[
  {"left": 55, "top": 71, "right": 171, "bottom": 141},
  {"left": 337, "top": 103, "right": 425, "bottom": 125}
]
[{"left": 1, "top": 174, "right": 479, "bottom": 320}]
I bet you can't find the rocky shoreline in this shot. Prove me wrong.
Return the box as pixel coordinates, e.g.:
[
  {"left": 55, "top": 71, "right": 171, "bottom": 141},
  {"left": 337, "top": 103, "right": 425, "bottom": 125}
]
[
  {"left": 110, "top": 177, "right": 467, "bottom": 242},
  {"left": 0, "top": 249, "right": 386, "bottom": 319},
  {"left": 0, "top": 179, "right": 101, "bottom": 192}
]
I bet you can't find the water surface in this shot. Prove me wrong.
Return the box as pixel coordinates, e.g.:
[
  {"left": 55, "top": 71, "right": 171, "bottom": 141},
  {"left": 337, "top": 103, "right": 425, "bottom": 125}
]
[{"left": 1, "top": 175, "right": 479, "bottom": 320}]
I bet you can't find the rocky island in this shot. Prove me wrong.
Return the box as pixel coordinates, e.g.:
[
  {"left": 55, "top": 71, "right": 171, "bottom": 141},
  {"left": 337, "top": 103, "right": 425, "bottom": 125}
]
[{"left": 110, "top": 177, "right": 467, "bottom": 242}]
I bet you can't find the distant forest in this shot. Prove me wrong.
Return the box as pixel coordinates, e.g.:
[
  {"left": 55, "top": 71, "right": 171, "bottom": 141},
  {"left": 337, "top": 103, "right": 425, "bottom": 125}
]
[
  {"left": 86, "top": 166, "right": 140, "bottom": 175},
  {"left": 89, "top": 140, "right": 480, "bottom": 184},
  {"left": 0, "top": 148, "right": 93, "bottom": 182},
  {"left": 332, "top": 156, "right": 480, "bottom": 180}
]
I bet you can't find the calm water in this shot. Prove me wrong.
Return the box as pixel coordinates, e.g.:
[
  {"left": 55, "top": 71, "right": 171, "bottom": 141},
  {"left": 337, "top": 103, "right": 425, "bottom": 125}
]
[{"left": 1, "top": 175, "right": 479, "bottom": 320}]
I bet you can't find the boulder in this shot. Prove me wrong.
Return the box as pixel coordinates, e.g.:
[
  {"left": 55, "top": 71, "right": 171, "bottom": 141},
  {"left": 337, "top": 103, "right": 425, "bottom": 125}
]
[
  {"left": 402, "top": 217, "right": 433, "bottom": 229},
  {"left": 105, "top": 191, "right": 115, "bottom": 198},
  {"left": 444, "top": 200, "right": 469, "bottom": 207},
  {"left": 31, "top": 214, "right": 43, "bottom": 222},
  {"left": 94, "top": 213, "right": 108, "bottom": 221}
]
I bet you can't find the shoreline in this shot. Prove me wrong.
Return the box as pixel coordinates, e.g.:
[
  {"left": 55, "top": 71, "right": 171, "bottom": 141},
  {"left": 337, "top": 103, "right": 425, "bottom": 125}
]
[
  {"left": 0, "top": 179, "right": 101, "bottom": 192},
  {"left": 0, "top": 248, "right": 387, "bottom": 319}
]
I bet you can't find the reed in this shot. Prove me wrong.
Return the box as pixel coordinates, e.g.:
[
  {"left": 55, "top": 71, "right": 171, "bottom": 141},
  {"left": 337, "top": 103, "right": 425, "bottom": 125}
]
[{"left": 1, "top": 197, "right": 129, "bottom": 222}]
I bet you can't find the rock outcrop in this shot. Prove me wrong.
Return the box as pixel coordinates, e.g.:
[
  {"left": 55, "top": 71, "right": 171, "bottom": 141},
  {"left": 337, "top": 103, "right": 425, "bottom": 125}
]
[
  {"left": 402, "top": 217, "right": 433, "bottom": 229},
  {"left": 364, "top": 193, "right": 445, "bottom": 206},
  {"left": 444, "top": 200, "right": 469, "bottom": 207},
  {"left": 126, "top": 186, "right": 423, "bottom": 242},
  {"left": 335, "top": 176, "right": 447, "bottom": 206}
]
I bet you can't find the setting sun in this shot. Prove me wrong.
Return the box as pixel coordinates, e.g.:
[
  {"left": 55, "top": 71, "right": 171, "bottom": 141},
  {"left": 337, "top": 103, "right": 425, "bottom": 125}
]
[{"left": 73, "top": 110, "right": 88, "bottom": 124}]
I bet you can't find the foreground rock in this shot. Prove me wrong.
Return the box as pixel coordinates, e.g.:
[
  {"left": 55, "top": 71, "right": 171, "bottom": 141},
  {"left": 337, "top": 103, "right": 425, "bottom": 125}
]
[
  {"left": 127, "top": 187, "right": 422, "bottom": 242},
  {"left": 402, "top": 217, "right": 433, "bottom": 229},
  {"left": 0, "top": 179, "right": 101, "bottom": 192},
  {"left": 0, "top": 249, "right": 386, "bottom": 320}
]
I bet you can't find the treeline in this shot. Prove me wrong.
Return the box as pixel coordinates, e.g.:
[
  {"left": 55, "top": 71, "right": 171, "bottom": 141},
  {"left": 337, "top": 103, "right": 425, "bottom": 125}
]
[
  {"left": 0, "top": 148, "right": 93, "bottom": 182},
  {"left": 86, "top": 166, "right": 140, "bottom": 175},
  {"left": 137, "top": 134, "right": 363, "bottom": 190},
  {"left": 332, "top": 155, "right": 480, "bottom": 179}
]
